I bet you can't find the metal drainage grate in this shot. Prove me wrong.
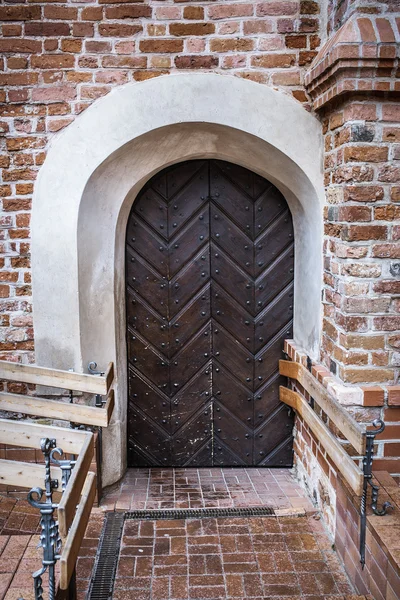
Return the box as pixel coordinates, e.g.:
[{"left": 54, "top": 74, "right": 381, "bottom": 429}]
[
  {"left": 125, "top": 506, "right": 275, "bottom": 520},
  {"left": 87, "top": 511, "right": 124, "bottom": 600}
]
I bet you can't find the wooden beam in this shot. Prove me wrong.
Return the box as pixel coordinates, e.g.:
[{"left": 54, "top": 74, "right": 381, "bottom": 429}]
[
  {"left": 0, "top": 458, "right": 62, "bottom": 488},
  {"left": 0, "top": 360, "right": 114, "bottom": 395},
  {"left": 0, "top": 390, "right": 114, "bottom": 428},
  {"left": 279, "top": 360, "right": 366, "bottom": 454},
  {"left": 59, "top": 472, "right": 96, "bottom": 590},
  {"left": 58, "top": 433, "right": 94, "bottom": 538},
  {"left": 280, "top": 387, "right": 363, "bottom": 496},
  {"left": 0, "top": 418, "right": 87, "bottom": 454}
]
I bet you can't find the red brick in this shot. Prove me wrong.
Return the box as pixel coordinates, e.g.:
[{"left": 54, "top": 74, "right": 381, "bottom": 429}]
[
  {"left": 175, "top": 55, "right": 219, "bottom": 69},
  {"left": 373, "top": 317, "right": 400, "bottom": 332},
  {"left": 375, "top": 205, "right": 400, "bottom": 220},
  {"left": 31, "top": 55, "right": 75, "bottom": 69},
  {"left": 344, "top": 146, "right": 388, "bottom": 163},
  {"left": 343, "top": 225, "right": 387, "bottom": 241},
  {"left": 285, "top": 34, "right": 308, "bottom": 48},
  {"left": 73, "top": 23, "right": 94, "bottom": 37},
  {"left": 252, "top": 53, "right": 296, "bottom": 68},
  {"left": 301, "top": 1, "right": 319, "bottom": 14},
  {"left": 170, "top": 22, "right": 215, "bottom": 36},
  {"left": 140, "top": 39, "right": 184, "bottom": 53},
  {"left": 361, "top": 386, "right": 385, "bottom": 407},
  {"left": 105, "top": 5, "right": 151, "bottom": 19},
  {"left": 209, "top": 4, "right": 253, "bottom": 19},
  {"left": 344, "top": 186, "right": 384, "bottom": 202},
  {"left": 99, "top": 24, "right": 142, "bottom": 37},
  {"left": 372, "top": 244, "right": 400, "bottom": 258},
  {"left": 31, "top": 87, "right": 76, "bottom": 103},
  {"left": 257, "top": 2, "right": 297, "bottom": 16},
  {"left": 0, "top": 6, "right": 41, "bottom": 20},
  {"left": 25, "top": 22, "right": 71, "bottom": 36},
  {"left": 0, "top": 39, "right": 41, "bottom": 53},
  {"left": 81, "top": 7, "right": 103, "bottom": 21},
  {"left": 388, "top": 388, "right": 400, "bottom": 407},
  {"left": 378, "top": 165, "right": 400, "bottom": 182},
  {"left": 183, "top": 6, "right": 204, "bottom": 19},
  {"left": 338, "top": 205, "right": 371, "bottom": 222},
  {"left": 382, "top": 105, "right": 400, "bottom": 121},
  {"left": 44, "top": 6, "right": 78, "bottom": 20}
]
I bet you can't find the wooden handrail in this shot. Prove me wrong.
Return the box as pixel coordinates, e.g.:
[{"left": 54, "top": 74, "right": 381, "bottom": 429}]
[
  {"left": 59, "top": 471, "right": 96, "bottom": 590},
  {"left": 0, "top": 360, "right": 114, "bottom": 395},
  {"left": 58, "top": 433, "right": 94, "bottom": 538},
  {"left": 0, "top": 418, "right": 88, "bottom": 455},
  {"left": 280, "top": 387, "right": 363, "bottom": 496},
  {"left": 0, "top": 389, "right": 114, "bottom": 428},
  {"left": 279, "top": 360, "right": 366, "bottom": 454},
  {"left": 0, "top": 459, "right": 62, "bottom": 488}
]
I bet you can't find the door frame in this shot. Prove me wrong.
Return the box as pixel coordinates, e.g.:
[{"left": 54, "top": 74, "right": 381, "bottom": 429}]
[{"left": 31, "top": 74, "right": 324, "bottom": 486}]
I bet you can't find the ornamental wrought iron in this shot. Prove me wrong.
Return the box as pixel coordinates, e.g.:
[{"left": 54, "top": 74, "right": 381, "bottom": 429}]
[
  {"left": 27, "top": 437, "right": 76, "bottom": 600},
  {"left": 359, "top": 419, "right": 393, "bottom": 569}
]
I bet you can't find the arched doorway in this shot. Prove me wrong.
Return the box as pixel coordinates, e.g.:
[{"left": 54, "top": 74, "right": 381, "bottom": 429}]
[
  {"left": 32, "top": 73, "right": 324, "bottom": 485},
  {"left": 126, "top": 159, "right": 294, "bottom": 467}
]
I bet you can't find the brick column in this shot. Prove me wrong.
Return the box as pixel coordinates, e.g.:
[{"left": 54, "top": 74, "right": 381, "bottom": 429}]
[{"left": 306, "top": 9, "right": 400, "bottom": 387}]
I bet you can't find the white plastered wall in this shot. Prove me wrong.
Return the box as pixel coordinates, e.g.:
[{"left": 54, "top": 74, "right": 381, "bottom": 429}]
[{"left": 32, "top": 73, "right": 325, "bottom": 485}]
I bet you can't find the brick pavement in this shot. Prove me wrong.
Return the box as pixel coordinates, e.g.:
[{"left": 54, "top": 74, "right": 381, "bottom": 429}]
[
  {"left": 0, "top": 494, "right": 104, "bottom": 600},
  {"left": 113, "top": 514, "right": 360, "bottom": 600},
  {"left": 101, "top": 468, "right": 314, "bottom": 513},
  {"left": 0, "top": 471, "right": 371, "bottom": 600}
]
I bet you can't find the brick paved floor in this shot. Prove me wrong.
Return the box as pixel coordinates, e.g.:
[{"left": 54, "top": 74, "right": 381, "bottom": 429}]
[
  {"left": 0, "top": 472, "right": 368, "bottom": 600},
  {"left": 113, "top": 514, "right": 359, "bottom": 600},
  {"left": 0, "top": 494, "right": 104, "bottom": 600},
  {"left": 101, "top": 468, "right": 314, "bottom": 512}
]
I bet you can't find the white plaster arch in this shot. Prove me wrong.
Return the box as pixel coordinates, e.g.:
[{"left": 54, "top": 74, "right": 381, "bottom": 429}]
[{"left": 32, "top": 73, "right": 324, "bottom": 485}]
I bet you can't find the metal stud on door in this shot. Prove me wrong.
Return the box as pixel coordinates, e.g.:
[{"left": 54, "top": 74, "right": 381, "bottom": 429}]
[{"left": 126, "top": 160, "right": 294, "bottom": 467}]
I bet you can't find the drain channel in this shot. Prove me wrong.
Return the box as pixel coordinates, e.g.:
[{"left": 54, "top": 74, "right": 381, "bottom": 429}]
[
  {"left": 125, "top": 506, "right": 275, "bottom": 520},
  {"left": 87, "top": 506, "right": 275, "bottom": 599},
  {"left": 87, "top": 512, "right": 124, "bottom": 600}
]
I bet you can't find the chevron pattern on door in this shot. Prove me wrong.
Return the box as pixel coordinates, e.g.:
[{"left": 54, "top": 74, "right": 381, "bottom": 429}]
[{"left": 126, "top": 160, "right": 294, "bottom": 467}]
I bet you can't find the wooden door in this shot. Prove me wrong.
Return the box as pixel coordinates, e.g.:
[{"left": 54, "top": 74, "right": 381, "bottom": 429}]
[{"left": 126, "top": 160, "right": 294, "bottom": 467}]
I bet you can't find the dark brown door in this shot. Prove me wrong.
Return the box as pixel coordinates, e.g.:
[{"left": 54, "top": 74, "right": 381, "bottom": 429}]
[{"left": 126, "top": 160, "right": 294, "bottom": 467}]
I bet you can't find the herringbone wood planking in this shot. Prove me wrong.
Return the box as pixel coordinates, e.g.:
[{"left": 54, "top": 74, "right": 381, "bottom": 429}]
[{"left": 126, "top": 160, "right": 294, "bottom": 467}]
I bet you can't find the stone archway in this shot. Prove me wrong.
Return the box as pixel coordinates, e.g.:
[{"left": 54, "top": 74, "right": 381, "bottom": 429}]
[{"left": 31, "top": 73, "right": 324, "bottom": 486}]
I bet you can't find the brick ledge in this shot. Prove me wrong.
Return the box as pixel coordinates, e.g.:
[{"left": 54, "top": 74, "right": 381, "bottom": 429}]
[
  {"left": 284, "top": 340, "right": 400, "bottom": 408},
  {"left": 305, "top": 13, "right": 400, "bottom": 110}
]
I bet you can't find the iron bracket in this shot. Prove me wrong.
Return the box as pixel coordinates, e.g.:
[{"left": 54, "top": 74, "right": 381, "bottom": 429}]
[
  {"left": 50, "top": 447, "right": 76, "bottom": 490},
  {"left": 306, "top": 356, "right": 315, "bottom": 410},
  {"left": 88, "top": 362, "right": 106, "bottom": 409},
  {"left": 359, "top": 419, "right": 393, "bottom": 569}
]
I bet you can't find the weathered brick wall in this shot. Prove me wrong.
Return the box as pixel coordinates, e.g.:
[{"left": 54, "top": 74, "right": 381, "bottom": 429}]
[
  {"left": 336, "top": 471, "right": 400, "bottom": 599},
  {"left": 326, "top": 0, "right": 397, "bottom": 34},
  {"left": 322, "top": 97, "right": 400, "bottom": 386},
  {"left": 0, "top": 0, "right": 323, "bottom": 364}
]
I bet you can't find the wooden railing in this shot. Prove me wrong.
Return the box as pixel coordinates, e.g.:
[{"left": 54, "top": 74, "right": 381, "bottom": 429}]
[
  {"left": 0, "top": 359, "right": 114, "bottom": 394},
  {"left": 0, "top": 358, "right": 114, "bottom": 427},
  {"left": 0, "top": 359, "right": 115, "bottom": 599},
  {"left": 279, "top": 359, "right": 365, "bottom": 495},
  {"left": 279, "top": 358, "right": 393, "bottom": 568}
]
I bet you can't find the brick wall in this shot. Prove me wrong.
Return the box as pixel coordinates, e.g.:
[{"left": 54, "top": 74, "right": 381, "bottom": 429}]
[
  {"left": 0, "top": 0, "right": 324, "bottom": 365},
  {"left": 326, "top": 0, "right": 398, "bottom": 34},
  {"left": 336, "top": 471, "right": 400, "bottom": 600}
]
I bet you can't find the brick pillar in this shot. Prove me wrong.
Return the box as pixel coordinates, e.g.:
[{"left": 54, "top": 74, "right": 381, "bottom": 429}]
[
  {"left": 305, "top": 8, "right": 400, "bottom": 387},
  {"left": 322, "top": 98, "right": 400, "bottom": 385}
]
